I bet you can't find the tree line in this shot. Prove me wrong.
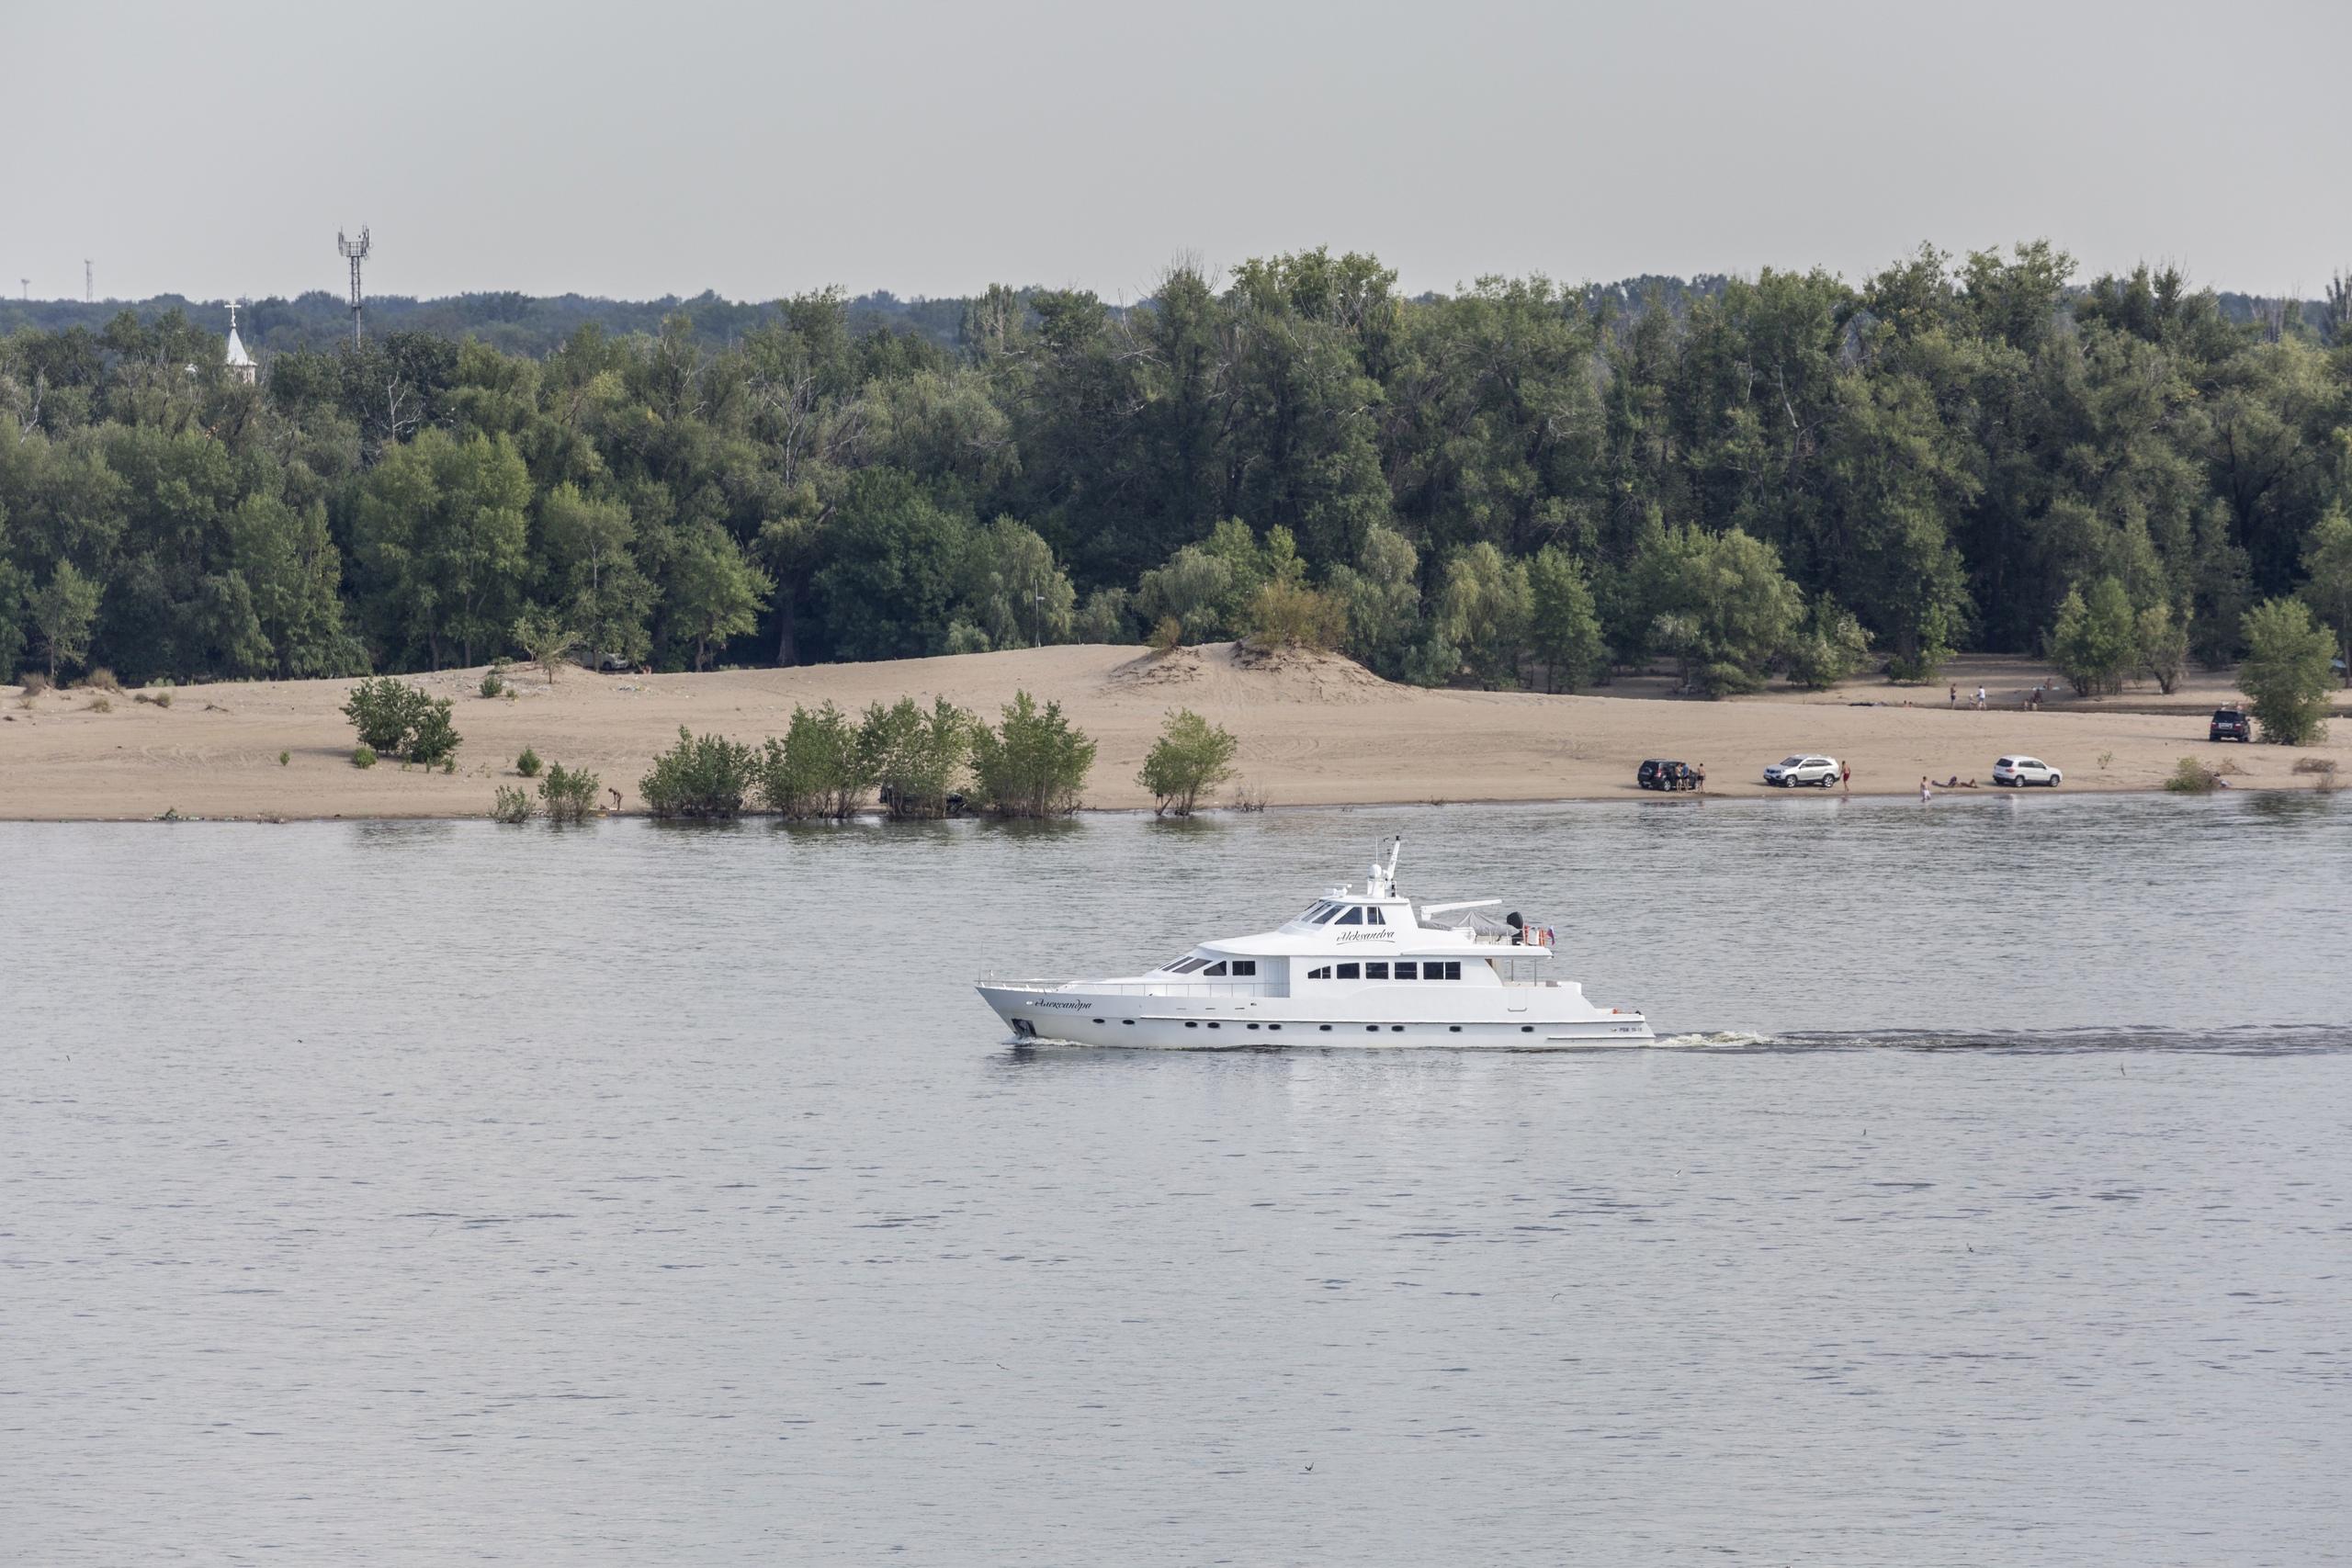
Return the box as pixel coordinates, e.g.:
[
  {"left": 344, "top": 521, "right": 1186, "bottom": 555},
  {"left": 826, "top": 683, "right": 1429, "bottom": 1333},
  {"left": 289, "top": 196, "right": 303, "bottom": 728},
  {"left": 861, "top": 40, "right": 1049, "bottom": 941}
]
[{"left": 4, "top": 243, "right": 2350, "bottom": 696}]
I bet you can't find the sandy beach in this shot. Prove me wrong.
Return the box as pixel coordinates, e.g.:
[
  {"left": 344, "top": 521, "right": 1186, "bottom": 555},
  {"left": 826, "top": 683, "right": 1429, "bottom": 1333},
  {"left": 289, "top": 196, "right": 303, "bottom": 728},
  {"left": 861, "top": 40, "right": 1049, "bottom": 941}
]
[{"left": 1, "top": 643, "right": 2345, "bottom": 821}]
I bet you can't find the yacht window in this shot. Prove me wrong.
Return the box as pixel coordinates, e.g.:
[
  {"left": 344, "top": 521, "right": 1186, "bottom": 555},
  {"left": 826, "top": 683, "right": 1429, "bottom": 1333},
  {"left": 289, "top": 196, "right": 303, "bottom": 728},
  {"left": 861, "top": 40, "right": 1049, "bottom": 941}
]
[
  {"left": 1307, "top": 966, "right": 1331, "bottom": 980},
  {"left": 1334, "top": 907, "right": 1363, "bottom": 926},
  {"left": 1364, "top": 962, "right": 1389, "bottom": 979},
  {"left": 1364, "top": 907, "right": 1385, "bottom": 926},
  {"left": 1337, "top": 962, "right": 1361, "bottom": 980},
  {"left": 1170, "top": 957, "right": 1204, "bottom": 974},
  {"left": 1231, "top": 960, "right": 1257, "bottom": 976},
  {"left": 1203, "top": 962, "right": 1228, "bottom": 976},
  {"left": 1395, "top": 961, "right": 1418, "bottom": 979},
  {"left": 1435, "top": 961, "right": 1462, "bottom": 980}
]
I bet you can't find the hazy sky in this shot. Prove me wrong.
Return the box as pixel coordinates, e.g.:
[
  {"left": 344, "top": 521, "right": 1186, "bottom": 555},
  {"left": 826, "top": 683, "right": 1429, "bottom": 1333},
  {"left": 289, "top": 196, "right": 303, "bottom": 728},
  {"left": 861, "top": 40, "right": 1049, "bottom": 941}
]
[{"left": 7, "top": 0, "right": 2346, "bottom": 305}]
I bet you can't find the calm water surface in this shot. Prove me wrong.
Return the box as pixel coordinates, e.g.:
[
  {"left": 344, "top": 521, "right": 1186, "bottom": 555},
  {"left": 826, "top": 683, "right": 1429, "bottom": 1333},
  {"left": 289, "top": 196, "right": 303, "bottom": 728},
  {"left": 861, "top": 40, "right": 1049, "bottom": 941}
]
[{"left": 4, "top": 794, "right": 2349, "bottom": 1565}]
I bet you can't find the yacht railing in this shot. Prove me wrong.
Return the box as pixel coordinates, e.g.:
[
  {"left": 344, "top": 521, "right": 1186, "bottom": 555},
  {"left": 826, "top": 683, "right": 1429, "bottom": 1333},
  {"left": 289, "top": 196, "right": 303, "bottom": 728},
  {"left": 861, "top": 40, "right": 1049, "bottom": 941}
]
[{"left": 978, "top": 975, "right": 1286, "bottom": 999}]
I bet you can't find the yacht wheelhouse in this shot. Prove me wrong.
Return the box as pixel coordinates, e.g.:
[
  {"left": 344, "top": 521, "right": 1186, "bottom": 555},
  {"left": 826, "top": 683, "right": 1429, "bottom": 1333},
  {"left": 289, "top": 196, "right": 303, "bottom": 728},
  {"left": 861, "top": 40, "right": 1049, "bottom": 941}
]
[{"left": 977, "top": 839, "right": 1651, "bottom": 1048}]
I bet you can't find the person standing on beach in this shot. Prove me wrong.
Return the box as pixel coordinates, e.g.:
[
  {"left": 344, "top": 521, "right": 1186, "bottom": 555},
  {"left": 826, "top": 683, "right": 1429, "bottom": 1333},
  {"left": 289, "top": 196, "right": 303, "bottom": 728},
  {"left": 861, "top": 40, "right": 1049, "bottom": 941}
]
[
  {"left": 1949, "top": 683, "right": 1957, "bottom": 706},
  {"left": 1974, "top": 685, "right": 1986, "bottom": 710},
  {"left": 1841, "top": 761, "right": 1851, "bottom": 793},
  {"left": 1920, "top": 776, "right": 1933, "bottom": 802}
]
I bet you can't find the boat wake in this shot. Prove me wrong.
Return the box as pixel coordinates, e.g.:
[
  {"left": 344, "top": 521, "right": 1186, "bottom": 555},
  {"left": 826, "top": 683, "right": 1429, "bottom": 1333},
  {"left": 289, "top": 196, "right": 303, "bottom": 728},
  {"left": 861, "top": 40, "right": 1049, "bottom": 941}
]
[{"left": 1653, "top": 1024, "right": 2352, "bottom": 1055}]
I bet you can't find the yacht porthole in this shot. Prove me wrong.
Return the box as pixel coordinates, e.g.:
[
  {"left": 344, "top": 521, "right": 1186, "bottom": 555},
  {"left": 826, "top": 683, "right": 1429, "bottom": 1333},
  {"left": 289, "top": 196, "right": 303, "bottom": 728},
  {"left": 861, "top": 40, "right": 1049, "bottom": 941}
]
[
  {"left": 1185, "top": 1021, "right": 1198, "bottom": 1029},
  {"left": 1319, "top": 1024, "right": 1332, "bottom": 1032},
  {"left": 1123, "top": 1020, "right": 1135, "bottom": 1026},
  {"left": 1449, "top": 1025, "right": 1462, "bottom": 1032},
  {"left": 1092, "top": 1018, "right": 1104, "bottom": 1024},
  {"left": 1521, "top": 1025, "right": 1533, "bottom": 1032},
  {"left": 1246, "top": 1022, "right": 1259, "bottom": 1030},
  {"left": 1391, "top": 1025, "right": 1404, "bottom": 1032},
  {"left": 1365, "top": 1025, "right": 1379, "bottom": 1032}
]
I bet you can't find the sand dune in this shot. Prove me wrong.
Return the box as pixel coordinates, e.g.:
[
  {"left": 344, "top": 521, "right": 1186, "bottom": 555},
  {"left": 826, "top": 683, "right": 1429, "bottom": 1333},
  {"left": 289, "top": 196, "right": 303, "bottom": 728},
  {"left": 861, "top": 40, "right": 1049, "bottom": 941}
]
[{"left": 1, "top": 644, "right": 2345, "bottom": 821}]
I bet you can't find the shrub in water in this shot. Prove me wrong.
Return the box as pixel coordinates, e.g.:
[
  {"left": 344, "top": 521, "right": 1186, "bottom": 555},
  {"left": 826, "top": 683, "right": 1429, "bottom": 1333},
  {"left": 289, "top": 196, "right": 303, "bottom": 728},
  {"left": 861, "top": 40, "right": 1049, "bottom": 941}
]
[
  {"left": 539, "top": 761, "right": 600, "bottom": 824},
  {"left": 760, "top": 701, "right": 872, "bottom": 819},
  {"left": 352, "top": 744, "right": 378, "bottom": 769},
  {"left": 859, "top": 695, "right": 971, "bottom": 818},
  {"left": 517, "top": 746, "right": 543, "bottom": 778},
  {"left": 491, "top": 784, "right": 536, "bottom": 823},
  {"left": 970, "top": 690, "right": 1096, "bottom": 818},
  {"left": 640, "top": 726, "right": 757, "bottom": 819},
  {"left": 1138, "top": 707, "right": 1237, "bottom": 817}
]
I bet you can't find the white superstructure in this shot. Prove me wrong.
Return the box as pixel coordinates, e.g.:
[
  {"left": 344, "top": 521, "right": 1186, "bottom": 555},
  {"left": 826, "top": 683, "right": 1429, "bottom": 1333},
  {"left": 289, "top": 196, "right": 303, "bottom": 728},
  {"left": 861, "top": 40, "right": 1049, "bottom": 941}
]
[{"left": 978, "top": 839, "right": 1653, "bottom": 1048}]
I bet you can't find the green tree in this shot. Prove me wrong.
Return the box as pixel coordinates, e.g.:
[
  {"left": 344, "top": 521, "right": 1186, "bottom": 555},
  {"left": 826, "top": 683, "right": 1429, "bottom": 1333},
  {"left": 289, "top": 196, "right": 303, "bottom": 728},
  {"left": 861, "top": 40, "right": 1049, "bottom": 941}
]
[
  {"left": 969, "top": 690, "right": 1096, "bottom": 816},
  {"left": 31, "top": 560, "right": 101, "bottom": 679},
  {"left": 639, "top": 727, "right": 758, "bottom": 818},
  {"left": 1524, "top": 545, "right": 1605, "bottom": 692},
  {"left": 511, "top": 605, "right": 576, "bottom": 684},
  {"left": 1432, "top": 542, "right": 1531, "bottom": 688},
  {"left": 1325, "top": 523, "right": 1420, "bottom": 679},
  {"left": 2299, "top": 506, "right": 2352, "bottom": 686},
  {"left": 538, "top": 482, "right": 653, "bottom": 666},
  {"left": 1137, "top": 707, "right": 1237, "bottom": 816},
  {"left": 662, "top": 520, "right": 772, "bottom": 671},
  {"left": 1784, "top": 595, "right": 1872, "bottom": 690},
  {"left": 1643, "top": 525, "right": 1803, "bottom": 696},
  {"left": 2048, "top": 578, "right": 2137, "bottom": 696},
  {"left": 2135, "top": 601, "right": 2190, "bottom": 694},
  {"left": 2236, "top": 598, "right": 2335, "bottom": 744}
]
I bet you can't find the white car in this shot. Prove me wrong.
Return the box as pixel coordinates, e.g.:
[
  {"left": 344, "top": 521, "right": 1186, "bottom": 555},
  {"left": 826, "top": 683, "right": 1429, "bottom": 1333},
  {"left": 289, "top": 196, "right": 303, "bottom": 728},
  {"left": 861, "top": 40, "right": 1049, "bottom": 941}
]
[
  {"left": 1993, "top": 755, "right": 2062, "bottom": 787},
  {"left": 1763, "top": 754, "right": 1840, "bottom": 787}
]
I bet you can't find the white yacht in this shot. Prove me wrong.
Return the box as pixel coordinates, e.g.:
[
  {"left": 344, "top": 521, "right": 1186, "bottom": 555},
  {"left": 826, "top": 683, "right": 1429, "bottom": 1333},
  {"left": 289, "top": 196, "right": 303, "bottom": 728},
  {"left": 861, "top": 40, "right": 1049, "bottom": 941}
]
[{"left": 978, "top": 839, "right": 1653, "bottom": 1048}]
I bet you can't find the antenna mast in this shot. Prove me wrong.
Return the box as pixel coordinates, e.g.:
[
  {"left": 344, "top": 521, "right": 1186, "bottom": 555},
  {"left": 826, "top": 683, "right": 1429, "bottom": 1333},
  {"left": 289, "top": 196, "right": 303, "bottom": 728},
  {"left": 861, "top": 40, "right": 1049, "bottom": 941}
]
[
  {"left": 337, "top": 226, "right": 371, "bottom": 347},
  {"left": 85, "top": 260, "right": 93, "bottom": 303}
]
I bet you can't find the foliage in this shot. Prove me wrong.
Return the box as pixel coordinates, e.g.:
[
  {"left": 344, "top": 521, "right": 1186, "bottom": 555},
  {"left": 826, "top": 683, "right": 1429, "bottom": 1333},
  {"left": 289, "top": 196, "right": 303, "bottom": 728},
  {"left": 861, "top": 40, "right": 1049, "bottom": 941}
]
[
  {"left": 31, "top": 561, "right": 101, "bottom": 679},
  {"left": 1243, "top": 580, "right": 1346, "bottom": 651},
  {"left": 1137, "top": 707, "right": 1237, "bottom": 816},
  {"left": 2135, "top": 602, "right": 2190, "bottom": 694},
  {"left": 759, "top": 700, "right": 871, "bottom": 818},
  {"left": 858, "top": 695, "right": 971, "bottom": 818},
  {"left": 968, "top": 690, "right": 1095, "bottom": 817},
  {"left": 516, "top": 746, "right": 542, "bottom": 777},
  {"left": 82, "top": 665, "right": 119, "bottom": 692},
  {"left": 1524, "top": 545, "right": 1605, "bottom": 692},
  {"left": 1783, "top": 596, "right": 1872, "bottom": 690},
  {"left": 491, "top": 784, "right": 535, "bottom": 823},
  {"left": 352, "top": 744, "right": 377, "bottom": 768},
  {"left": 2164, "top": 756, "right": 2223, "bottom": 793},
  {"left": 1148, "top": 615, "right": 1183, "bottom": 655},
  {"left": 512, "top": 606, "right": 574, "bottom": 685},
  {"left": 9, "top": 248, "right": 2352, "bottom": 696},
  {"left": 2301, "top": 507, "right": 2352, "bottom": 686},
  {"left": 2236, "top": 598, "right": 2335, "bottom": 744},
  {"left": 639, "top": 726, "right": 757, "bottom": 818},
  {"left": 480, "top": 665, "right": 507, "bottom": 697},
  {"left": 341, "top": 674, "right": 462, "bottom": 764},
  {"left": 2048, "top": 578, "right": 2137, "bottom": 696},
  {"left": 539, "top": 761, "right": 600, "bottom": 823}
]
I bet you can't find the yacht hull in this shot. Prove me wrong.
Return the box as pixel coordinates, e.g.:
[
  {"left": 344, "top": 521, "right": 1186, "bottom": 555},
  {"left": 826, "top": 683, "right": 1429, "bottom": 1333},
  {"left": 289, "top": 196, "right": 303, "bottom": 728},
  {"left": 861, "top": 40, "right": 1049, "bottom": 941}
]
[{"left": 977, "top": 983, "right": 1655, "bottom": 1049}]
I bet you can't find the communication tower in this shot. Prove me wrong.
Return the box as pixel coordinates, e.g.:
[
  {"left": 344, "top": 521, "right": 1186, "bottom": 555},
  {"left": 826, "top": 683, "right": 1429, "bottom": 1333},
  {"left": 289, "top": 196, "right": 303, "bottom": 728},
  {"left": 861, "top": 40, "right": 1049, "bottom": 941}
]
[
  {"left": 337, "top": 226, "right": 371, "bottom": 346},
  {"left": 85, "top": 260, "right": 94, "bottom": 303}
]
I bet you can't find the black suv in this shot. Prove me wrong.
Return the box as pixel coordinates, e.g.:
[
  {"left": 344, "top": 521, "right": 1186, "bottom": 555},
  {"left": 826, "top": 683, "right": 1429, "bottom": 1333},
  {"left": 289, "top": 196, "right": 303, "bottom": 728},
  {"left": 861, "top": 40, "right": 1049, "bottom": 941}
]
[
  {"left": 1638, "top": 759, "right": 1699, "bottom": 791},
  {"left": 2210, "top": 707, "right": 2253, "bottom": 742}
]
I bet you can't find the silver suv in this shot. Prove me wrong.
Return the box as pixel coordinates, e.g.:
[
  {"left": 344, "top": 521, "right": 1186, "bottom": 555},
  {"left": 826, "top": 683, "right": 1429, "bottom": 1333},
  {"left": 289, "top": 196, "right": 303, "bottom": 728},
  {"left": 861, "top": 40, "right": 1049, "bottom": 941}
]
[{"left": 1763, "top": 754, "right": 1840, "bottom": 787}]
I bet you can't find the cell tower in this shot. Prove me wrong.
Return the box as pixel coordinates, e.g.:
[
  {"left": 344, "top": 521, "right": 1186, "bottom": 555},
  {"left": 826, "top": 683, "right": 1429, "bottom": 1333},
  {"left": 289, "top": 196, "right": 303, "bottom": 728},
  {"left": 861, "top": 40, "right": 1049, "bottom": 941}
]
[
  {"left": 338, "top": 226, "right": 371, "bottom": 347},
  {"left": 85, "top": 260, "right": 94, "bottom": 303}
]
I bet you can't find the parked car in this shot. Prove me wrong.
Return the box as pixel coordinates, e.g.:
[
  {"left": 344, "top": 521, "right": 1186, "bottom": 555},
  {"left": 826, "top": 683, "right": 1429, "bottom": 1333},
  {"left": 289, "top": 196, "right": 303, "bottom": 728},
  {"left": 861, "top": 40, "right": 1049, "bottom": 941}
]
[
  {"left": 2210, "top": 707, "right": 2253, "bottom": 742},
  {"left": 1993, "top": 755, "right": 2062, "bottom": 787},
  {"left": 1763, "top": 754, "right": 1840, "bottom": 787},
  {"left": 1638, "top": 759, "right": 1699, "bottom": 791}
]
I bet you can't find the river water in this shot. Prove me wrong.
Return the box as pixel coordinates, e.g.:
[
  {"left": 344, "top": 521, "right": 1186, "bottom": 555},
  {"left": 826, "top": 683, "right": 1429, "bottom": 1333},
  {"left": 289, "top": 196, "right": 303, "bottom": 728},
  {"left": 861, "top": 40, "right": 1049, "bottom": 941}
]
[{"left": 5, "top": 794, "right": 2348, "bottom": 1565}]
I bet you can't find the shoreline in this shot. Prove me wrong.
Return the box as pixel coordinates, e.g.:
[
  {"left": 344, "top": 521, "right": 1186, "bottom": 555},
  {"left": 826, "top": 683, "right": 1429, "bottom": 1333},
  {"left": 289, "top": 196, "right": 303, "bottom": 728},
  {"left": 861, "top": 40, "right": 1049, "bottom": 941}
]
[{"left": 4, "top": 643, "right": 2345, "bottom": 824}]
